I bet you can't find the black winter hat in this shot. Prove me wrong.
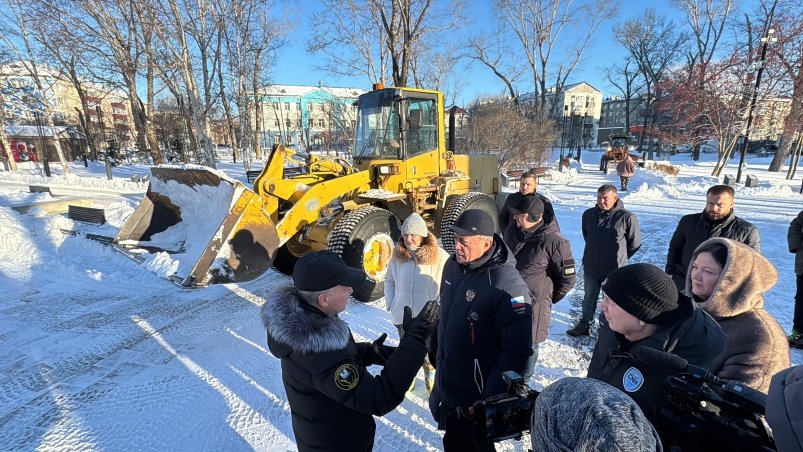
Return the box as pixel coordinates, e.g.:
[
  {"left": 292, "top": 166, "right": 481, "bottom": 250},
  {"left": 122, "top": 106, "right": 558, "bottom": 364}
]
[
  {"left": 510, "top": 195, "right": 544, "bottom": 218},
  {"left": 293, "top": 250, "right": 367, "bottom": 291},
  {"left": 449, "top": 209, "right": 495, "bottom": 237},
  {"left": 602, "top": 263, "right": 680, "bottom": 325}
]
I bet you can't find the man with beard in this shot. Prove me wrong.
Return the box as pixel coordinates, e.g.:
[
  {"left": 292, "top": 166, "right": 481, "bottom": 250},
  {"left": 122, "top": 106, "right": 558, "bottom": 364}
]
[
  {"left": 665, "top": 185, "right": 760, "bottom": 291},
  {"left": 499, "top": 172, "right": 559, "bottom": 232}
]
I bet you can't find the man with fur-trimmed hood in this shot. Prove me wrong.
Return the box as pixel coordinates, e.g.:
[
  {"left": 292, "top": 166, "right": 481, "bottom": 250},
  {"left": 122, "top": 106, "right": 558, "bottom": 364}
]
[
  {"left": 686, "top": 238, "right": 790, "bottom": 393},
  {"left": 262, "top": 251, "right": 439, "bottom": 451},
  {"left": 385, "top": 213, "right": 450, "bottom": 391}
]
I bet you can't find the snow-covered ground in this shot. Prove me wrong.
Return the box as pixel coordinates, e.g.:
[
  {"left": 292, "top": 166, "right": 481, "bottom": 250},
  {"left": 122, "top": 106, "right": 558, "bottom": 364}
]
[{"left": 1, "top": 150, "right": 801, "bottom": 451}]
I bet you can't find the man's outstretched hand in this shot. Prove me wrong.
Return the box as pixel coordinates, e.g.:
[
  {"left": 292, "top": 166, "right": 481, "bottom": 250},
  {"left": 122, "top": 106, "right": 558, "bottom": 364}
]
[{"left": 402, "top": 301, "right": 439, "bottom": 343}]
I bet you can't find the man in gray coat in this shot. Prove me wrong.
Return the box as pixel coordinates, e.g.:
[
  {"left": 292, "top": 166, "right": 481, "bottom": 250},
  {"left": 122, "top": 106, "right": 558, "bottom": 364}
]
[
  {"left": 766, "top": 365, "right": 803, "bottom": 452},
  {"left": 567, "top": 185, "right": 641, "bottom": 337}
]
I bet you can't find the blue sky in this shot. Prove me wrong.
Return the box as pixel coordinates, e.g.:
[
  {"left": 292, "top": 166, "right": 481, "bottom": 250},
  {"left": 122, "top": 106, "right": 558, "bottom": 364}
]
[{"left": 271, "top": 0, "right": 688, "bottom": 105}]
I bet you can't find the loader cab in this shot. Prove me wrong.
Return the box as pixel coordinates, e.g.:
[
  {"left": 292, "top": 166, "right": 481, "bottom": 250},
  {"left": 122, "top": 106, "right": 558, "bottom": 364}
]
[{"left": 352, "top": 88, "right": 440, "bottom": 164}]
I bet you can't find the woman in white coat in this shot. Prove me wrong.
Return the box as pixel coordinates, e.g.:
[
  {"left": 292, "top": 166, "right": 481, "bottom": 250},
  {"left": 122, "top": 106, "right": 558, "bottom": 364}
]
[{"left": 385, "top": 213, "right": 450, "bottom": 391}]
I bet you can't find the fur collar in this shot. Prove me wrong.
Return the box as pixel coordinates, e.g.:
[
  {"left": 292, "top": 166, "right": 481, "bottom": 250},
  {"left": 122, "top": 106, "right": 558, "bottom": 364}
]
[
  {"left": 393, "top": 232, "right": 440, "bottom": 265},
  {"left": 261, "top": 285, "right": 350, "bottom": 354}
]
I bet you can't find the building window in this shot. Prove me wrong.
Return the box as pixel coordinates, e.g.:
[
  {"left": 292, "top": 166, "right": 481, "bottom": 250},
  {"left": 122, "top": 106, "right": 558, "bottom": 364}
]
[
  {"left": 274, "top": 120, "right": 279, "bottom": 127},
  {"left": 285, "top": 102, "right": 290, "bottom": 111}
]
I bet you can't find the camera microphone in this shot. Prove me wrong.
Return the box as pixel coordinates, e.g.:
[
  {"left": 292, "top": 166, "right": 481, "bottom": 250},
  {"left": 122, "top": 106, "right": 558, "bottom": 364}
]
[{"left": 632, "top": 346, "right": 688, "bottom": 372}]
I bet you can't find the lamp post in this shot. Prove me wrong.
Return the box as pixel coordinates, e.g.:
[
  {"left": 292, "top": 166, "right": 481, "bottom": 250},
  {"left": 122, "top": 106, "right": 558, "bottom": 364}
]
[
  {"left": 559, "top": 105, "right": 568, "bottom": 171},
  {"left": 33, "top": 111, "right": 51, "bottom": 177},
  {"left": 736, "top": 1, "right": 777, "bottom": 183}
]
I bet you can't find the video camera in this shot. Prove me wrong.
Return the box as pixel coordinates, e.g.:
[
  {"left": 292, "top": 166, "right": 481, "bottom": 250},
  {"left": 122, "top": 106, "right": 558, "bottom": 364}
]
[
  {"left": 633, "top": 347, "right": 776, "bottom": 451},
  {"left": 460, "top": 371, "right": 540, "bottom": 443}
]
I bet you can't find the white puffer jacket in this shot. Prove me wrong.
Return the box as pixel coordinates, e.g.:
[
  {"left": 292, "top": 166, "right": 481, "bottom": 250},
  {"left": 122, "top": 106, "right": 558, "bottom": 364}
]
[{"left": 385, "top": 232, "right": 450, "bottom": 325}]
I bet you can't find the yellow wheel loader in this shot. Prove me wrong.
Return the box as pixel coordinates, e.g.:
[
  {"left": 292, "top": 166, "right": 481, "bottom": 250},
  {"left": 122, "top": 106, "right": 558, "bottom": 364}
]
[
  {"left": 114, "top": 85, "right": 500, "bottom": 301},
  {"left": 600, "top": 134, "right": 634, "bottom": 173}
]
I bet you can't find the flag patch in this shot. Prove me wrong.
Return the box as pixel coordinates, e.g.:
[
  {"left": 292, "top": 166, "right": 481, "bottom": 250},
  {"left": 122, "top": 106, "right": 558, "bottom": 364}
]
[{"left": 510, "top": 295, "right": 527, "bottom": 314}]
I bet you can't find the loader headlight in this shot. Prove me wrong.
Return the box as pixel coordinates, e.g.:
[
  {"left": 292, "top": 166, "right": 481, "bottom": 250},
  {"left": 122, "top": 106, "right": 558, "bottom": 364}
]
[{"left": 377, "top": 164, "right": 400, "bottom": 175}]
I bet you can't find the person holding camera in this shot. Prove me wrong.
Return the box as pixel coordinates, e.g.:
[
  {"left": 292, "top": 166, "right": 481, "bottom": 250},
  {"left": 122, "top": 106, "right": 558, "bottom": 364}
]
[
  {"left": 261, "top": 251, "right": 439, "bottom": 452},
  {"left": 586, "top": 263, "right": 725, "bottom": 437},
  {"left": 385, "top": 213, "right": 450, "bottom": 391},
  {"left": 502, "top": 195, "right": 576, "bottom": 380},
  {"left": 686, "top": 238, "right": 790, "bottom": 393},
  {"left": 428, "top": 209, "right": 533, "bottom": 452}
]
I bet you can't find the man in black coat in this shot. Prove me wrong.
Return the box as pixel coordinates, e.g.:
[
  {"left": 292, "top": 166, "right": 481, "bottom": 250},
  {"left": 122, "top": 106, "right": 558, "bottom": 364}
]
[
  {"left": 429, "top": 209, "right": 533, "bottom": 452},
  {"left": 567, "top": 185, "right": 641, "bottom": 337},
  {"left": 586, "top": 263, "right": 726, "bottom": 447},
  {"left": 499, "top": 171, "right": 559, "bottom": 232},
  {"left": 665, "top": 184, "right": 760, "bottom": 291},
  {"left": 262, "top": 251, "right": 438, "bottom": 452},
  {"left": 503, "top": 195, "right": 576, "bottom": 380}
]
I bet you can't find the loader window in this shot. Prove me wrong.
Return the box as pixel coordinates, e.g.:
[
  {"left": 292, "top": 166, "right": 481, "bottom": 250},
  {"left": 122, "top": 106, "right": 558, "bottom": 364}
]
[
  {"left": 354, "top": 90, "right": 402, "bottom": 160},
  {"left": 405, "top": 99, "right": 437, "bottom": 158}
]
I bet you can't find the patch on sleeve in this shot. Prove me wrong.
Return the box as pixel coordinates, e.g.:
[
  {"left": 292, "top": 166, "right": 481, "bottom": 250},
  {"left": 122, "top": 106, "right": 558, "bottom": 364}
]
[
  {"left": 334, "top": 363, "right": 360, "bottom": 391},
  {"left": 510, "top": 295, "right": 528, "bottom": 314},
  {"left": 563, "top": 258, "right": 576, "bottom": 276}
]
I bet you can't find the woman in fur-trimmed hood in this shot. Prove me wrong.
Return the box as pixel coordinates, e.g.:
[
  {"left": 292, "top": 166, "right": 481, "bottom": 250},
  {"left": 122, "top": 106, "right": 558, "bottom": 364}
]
[
  {"left": 686, "top": 237, "right": 790, "bottom": 393},
  {"left": 385, "top": 217, "right": 450, "bottom": 326},
  {"left": 385, "top": 213, "right": 449, "bottom": 391}
]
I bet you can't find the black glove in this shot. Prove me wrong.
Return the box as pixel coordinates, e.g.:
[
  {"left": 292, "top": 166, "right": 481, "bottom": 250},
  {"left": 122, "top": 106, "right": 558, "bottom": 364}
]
[
  {"left": 361, "top": 333, "right": 396, "bottom": 366},
  {"left": 402, "top": 301, "right": 440, "bottom": 344}
]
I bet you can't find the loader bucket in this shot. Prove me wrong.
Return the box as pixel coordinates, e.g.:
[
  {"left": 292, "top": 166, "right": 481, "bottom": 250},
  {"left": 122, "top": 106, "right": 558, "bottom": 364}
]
[{"left": 114, "top": 166, "right": 278, "bottom": 287}]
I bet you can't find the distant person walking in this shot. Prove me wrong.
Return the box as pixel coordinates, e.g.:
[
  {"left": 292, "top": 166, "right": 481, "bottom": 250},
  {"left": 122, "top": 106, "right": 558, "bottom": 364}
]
[
  {"left": 665, "top": 185, "right": 760, "bottom": 291},
  {"left": 787, "top": 210, "right": 803, "bottom": 349},
  {"left": 616, "top": 154, "right": 635, "bottom": 191},
  {"left": 499, "top": 171, "right": 559, "bottom": 232},
  {"left": 567, "top": 185, "right": 641, "bottom": 337}
]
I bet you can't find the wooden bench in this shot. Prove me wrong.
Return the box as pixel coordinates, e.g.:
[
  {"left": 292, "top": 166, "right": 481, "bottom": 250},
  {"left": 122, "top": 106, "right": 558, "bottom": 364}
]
[
  {"left": 246, "top": 170, "right": 261, "bottom": 183},
  {"left": 29, "top": 185, "right": 52, "bottom": 196},
  {"left": 68, "top": 205, "right": 106, "bottom": 225}
]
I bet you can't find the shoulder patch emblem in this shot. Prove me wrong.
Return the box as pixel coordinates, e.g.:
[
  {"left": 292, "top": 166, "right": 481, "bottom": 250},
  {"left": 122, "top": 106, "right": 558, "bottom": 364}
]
[
  {"left": 623, "top": 367, "right": 644, "bottom": 393},
  {"left": 334, "top": 363, "right": 360, "bottom": 391},
  {"left": 510, "top": 295, "right": 528, "bottom": 314}
]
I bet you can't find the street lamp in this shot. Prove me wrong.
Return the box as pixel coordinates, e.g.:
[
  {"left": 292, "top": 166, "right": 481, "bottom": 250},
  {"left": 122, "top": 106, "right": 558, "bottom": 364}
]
[
  {"left": 559, "top": 105, "right": 568, "bottom": 171},
  {"left": 33, "top": 111, "right": 51, "bottom": 177},
  {"left": 736, "top": 2, "right": 777, "bottom": 183}
]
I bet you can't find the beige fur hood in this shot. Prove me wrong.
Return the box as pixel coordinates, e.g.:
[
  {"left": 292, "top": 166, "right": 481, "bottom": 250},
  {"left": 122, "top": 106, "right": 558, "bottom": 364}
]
[
  {"left": 687, "top": 237, "right": 777, "bottom": 319},
  {"left": 393, "top": 232, "right": 441, "bottom": 265}
]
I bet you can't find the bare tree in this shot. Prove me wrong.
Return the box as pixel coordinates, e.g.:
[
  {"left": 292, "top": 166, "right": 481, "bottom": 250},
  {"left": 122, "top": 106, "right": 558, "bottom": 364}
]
[
  {"left": 766, "top": 0, "right": 803, "bottom": 172},
  {"left": 493, "top": 0, "right": 618, "bottom": 115},
  {"left": 308, "top": 0, "right": 465, "bottom": 88},
  {"left": 465, "top": 99, "right": 558, "bottom": 170},
  {"left": 614, "top": 9, "right": 687, "bottom": 157},
  {"left": 0, "top": 0, "right": 70, "bottom": 172},
  {"left": 604, "top": 57, "right": 645, "bottom": 137}
]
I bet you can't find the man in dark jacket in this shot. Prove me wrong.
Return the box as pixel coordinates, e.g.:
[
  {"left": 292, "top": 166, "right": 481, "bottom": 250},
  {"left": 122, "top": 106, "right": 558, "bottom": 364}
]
[
  {"left": 429, "top": 209, "right": 533, "bottom": 451},
  {"left": 499, "top": 171, "right": 559, "bottom": 232},
  {"left": 766, "top": 365, "right": 803, "bottom": 452},
  {"left": 586, "top": 263, "right": 726, "bottom": 447},
  {"left": 503, "top": 195, "right": 576, "bottom": 380},
  {"left": 567, "top": 185, "right": 641, "bottom": 337},
  {"left": 665, "top": 184, "right": 760, "bottom": 290},
  {"left": 261, "top": 251, "right": 438, "bottom": 452},
  {"left": 786, "top": 210, "right": 803, "bottom": 348}
]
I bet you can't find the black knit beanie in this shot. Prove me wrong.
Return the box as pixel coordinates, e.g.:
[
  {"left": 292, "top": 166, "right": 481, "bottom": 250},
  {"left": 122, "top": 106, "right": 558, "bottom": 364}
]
[{"left": 602, "top": 263, "right": 679, "bottom": 325}]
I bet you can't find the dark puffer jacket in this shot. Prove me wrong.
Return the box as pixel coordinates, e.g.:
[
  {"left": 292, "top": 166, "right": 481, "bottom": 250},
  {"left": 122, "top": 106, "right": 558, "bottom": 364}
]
[
  {"left": 687, "top": 238, "right": 790, "bottom": 393},
  {"left": 499, "top": 191, "right": 559, "bottom": 232},
  {"left": 581, "top": 199, "right": 641, "bottom": 279},
  {"left": 787, "top": 210, "right": 803, "bottom": 275},
  {"left": 503, "top": 222, "right": 576, "bottom": 344},
  {"left": 587, "top": 296, "right": 726, "bottom": 429},
  {"left": 665, "top": 211, "right": 760, "bottom": 289},
  {"left": 428, "top": 235, "right": 533, "bottom": 424},
  {"left": 262, "top": 286, "right": 426, "bottom": 451}
]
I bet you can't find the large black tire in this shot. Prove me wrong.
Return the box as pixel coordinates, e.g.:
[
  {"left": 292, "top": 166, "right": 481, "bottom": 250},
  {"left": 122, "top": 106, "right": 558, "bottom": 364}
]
[
  {"left": 328, "top": 207, "right": 401, "bottom": 302},
  {"left": 438, "top": 192, "right": 500, "bottom": 254}
]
